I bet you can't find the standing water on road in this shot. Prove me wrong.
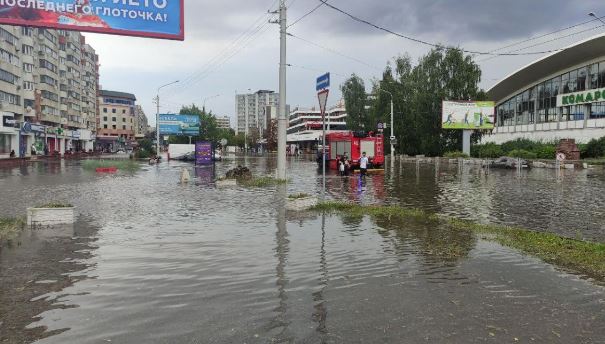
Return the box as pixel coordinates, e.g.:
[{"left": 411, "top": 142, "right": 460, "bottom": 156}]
[{"left": 0, "top": 157, "right": 604, "bottom": 343}]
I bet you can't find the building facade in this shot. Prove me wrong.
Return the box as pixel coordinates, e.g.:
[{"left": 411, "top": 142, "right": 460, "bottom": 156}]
[
  {"left": 134, "top": 105, "right": 148, "bottom": 138},
  {"left": 235, "top": 90, "right": 279, "bottom": 137},
  {"left": 0, "top": 25, "right": 99, "bottom": 158},
  {"left": 286, "top": 101, "right": 348, "bottom": 152},
  {"left": 215, "top": 115, "right": 231, "bottom": 130},
  {"left": 97, "top": 90, "right": 137, "bottom": 151},
  {"left": 485, "top": 33, "right": 605, "bottom": 144}
]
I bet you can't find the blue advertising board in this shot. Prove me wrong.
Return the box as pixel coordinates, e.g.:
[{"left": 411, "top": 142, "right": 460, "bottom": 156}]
[
  {"left": 195, "top": 141, "right": 213, "bottom": 165},
  {"left": 159, "top": 114, "right": 200, "bottom": 136},
  {"left": 0, "top": 0, "right": 184, "bottom": 40}
]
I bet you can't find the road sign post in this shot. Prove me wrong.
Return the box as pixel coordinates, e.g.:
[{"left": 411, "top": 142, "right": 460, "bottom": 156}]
[{"left": 317, "top": 73, "right": 330, "bottom": 201}]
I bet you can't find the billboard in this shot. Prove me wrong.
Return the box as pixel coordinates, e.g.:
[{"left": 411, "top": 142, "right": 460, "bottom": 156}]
[
  {"left": 195, "top": 141, "right": 212, "bottom": 165},
  {"left": 442, "top": 101, "right": 495, "bottom": 130},
  {"left": 0, "top": 0, "right": 184, "bottom": 40},
  {"left": 159, "top": 114, "right": 200, "bottom": 136}
]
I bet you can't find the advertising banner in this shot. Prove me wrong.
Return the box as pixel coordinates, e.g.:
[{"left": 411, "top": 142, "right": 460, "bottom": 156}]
[
  {"left": 195, "top": 141, "right": 212, "bottom": 165},
  {"left": 159, "top": 114, "right": 200, "bottom": 136},
  {"left": 0, "top": 0, "right": 184, "bottom": 40},
  {"left": 442, "top": 101, "right": 495, "bottom": 130}
]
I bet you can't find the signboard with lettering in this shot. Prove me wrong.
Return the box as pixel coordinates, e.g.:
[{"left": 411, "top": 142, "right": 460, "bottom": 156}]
[
  {"left": 557, "top": 88, "right": 605, "bottom": 107},
  {"left": 159, "top": 114, "right": 200, "bottom": 136},
  {"left": 0, "top": 0, "right": 184, "bottom": 40},
  {"left": 195, "top": 141, "right": 212, "bottom": 165},
  {"left": 1, "top": 113, "right": 15, "bottom": 128}
]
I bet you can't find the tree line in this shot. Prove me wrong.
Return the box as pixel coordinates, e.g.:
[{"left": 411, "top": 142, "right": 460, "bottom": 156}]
[{"left": 341, "top": 47, "right": 487, "bottom": 156}]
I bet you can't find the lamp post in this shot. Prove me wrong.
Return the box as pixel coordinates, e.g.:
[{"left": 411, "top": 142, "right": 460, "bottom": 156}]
[
  {"left": 202, "top": 94, "right": 220, "bottom": 113},
  {"left": 589, "top": 12, "right": 605, "bottom": 25},
  {"left": 156, "top": 80, "right": 179, "bottom": 157}
]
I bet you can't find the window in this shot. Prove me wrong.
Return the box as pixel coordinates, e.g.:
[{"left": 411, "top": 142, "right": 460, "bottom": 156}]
[
  {"left": 104, "top": 124, "right": 108, "bottom": 129},
  {"left": 122, "top": 118, "right": 126, "bottom": 122},
  {"left": 599, "top": 62, "right": 605, "bottom": 88},
  {"left": 103, "top": 116, "right": 107, "bottom": 121},
  {"left": 103, "top": 108, "right": 107, "bottom": 113},
  {"left": 39, "top": 59, "right": 58, "bottom": 73},
  {"left": 591, "top": 102, "right": 605, "bottom": 118},
  {"left": 561, "top": 73, "right": 570, "bottom": 93},
  {"left": 122, "top": 125, "right": 126, "bottom": 130},
  {"left": 112, "top": 117, "right": 116, "bottom": 122},
  {"left": 0, "top": 90, "right": 20, "bottom": 105},
  {"left": 24, "top": 99, "right": 34, "bottom": 108},
  {"left": 23, "top": 63, "right": 33, "bottom": 73},
  {"left": 40, "top": 75, "right": 57, "bottom": 86},
  {"left": 22, "top": 44, "right": 34, "bottom": 56},
  {"left": 577, "top": 67, "right": 587, "bottom": 91},
  {"left": 21, "top": 27, "right": 33, "bottom": 37},
  {"left": 590, "top": 64, "right": 599, "bottom": 89},
  {"left": 23, "top": 81, "right": 34, "bottom": 91},
  {"left": 41, "top": 90, "right": 59, "bottom": 102},
  {"left": 41, "top": 105, "right": 58, "bottom": 116},
  {"left": 112, "top": 109, "right": 116, "bottom": 113},
  {"left": 0, "top": 69, "right": 18, "bottom": 84},
  {"left": 122, "top": 109, "right": 126, "bottom": 114},
  {"left": 0, "top": 48, "right": 19, "bottom": 67},
  {"left": 112, "top": 125, "right": 117, "bottom": 130},
  {"left": 0, "top": 28, "right": 17, "bottom": 45},
  {"left": 568, "top": 70, "right": 578, "bottom": 92},
  {"left": 0, "top": 134, "right": 11, "bottom": 154}
]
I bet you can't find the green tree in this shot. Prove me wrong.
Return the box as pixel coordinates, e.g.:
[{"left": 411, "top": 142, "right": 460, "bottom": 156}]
[
  {"left": 363, "top": 48, "right": 486, "bottom": 156},
  {"left": 341, "top": 74, "right": 367, "bottom": 131}
]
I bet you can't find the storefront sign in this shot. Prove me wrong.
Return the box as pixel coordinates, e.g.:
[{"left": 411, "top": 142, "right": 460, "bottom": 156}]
[
  {"left": 72, "top": 131, "right": 81, "bottom": 139},
  {"left": 557, "top": 88, "right": 605, "bottom": 107},
  {"left": 1, "top": 114, "right": 16, "bottom": 128},
  {"left": 22, "top": 122, "right": 46, "bottom": 133}
]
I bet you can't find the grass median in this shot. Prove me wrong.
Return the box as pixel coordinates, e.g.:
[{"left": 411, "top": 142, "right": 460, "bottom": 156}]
[
  {"left": 239, "top": 176, "right": 288, "bottom": 188},
  {"left": 0, "top": 217, "right": 26, "bottom": 241},
  {"left": 311, "top": 201, "right": 605, "bottom": 283}
]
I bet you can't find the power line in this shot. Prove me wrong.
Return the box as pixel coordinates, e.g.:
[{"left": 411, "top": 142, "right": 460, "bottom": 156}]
[
  {"left": 287, "top": 32, "right": 383, "bottom": 71},
  {"left": 286, "top": 63, "right": 346, "bottom": 77},
  {"left": 288, "top": 2, "right": 325, "bottom": 28},
  {"left": 478, "top": 23, "right": 605, "bottom": 63},
  {"left": 317, "top": 0, "right": 561, "bottom": 56},
  {"left": 479, "top": 15, "right": 605, "bottom": 56}
]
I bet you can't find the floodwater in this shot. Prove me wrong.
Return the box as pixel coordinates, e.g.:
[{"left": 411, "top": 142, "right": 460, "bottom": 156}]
[{"left": 0, "top": 157, "right": 604, "bottom": 343}]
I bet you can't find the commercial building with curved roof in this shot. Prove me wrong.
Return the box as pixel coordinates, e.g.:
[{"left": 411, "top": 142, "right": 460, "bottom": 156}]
[{"left": 484, "top": 33, "right": 605, "bottom": 144}]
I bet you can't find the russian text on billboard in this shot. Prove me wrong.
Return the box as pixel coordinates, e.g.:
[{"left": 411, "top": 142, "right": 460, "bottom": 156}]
[{"left": 0, "top": 0, "right": 184, "bottom": 40}]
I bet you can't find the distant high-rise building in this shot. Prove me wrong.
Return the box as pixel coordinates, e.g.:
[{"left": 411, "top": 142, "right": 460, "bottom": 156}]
[
  {"left": 97, "top": 90, "right": 137, "bottom": 151},
  {"left": 215, "top": 115, "right": 231, "bottom": 130},
  {"left": 235, "top": 90, "right": 279, "bottom": 137},
  {"left": 0, "top": 25, "right": 99, "bottom": 158},
  {"left": 134, "top": 105, "right": 148, "bottom": 138}
]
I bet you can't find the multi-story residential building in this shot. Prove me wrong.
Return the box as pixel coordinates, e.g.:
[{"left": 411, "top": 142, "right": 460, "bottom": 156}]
[
  {"left": 0, "top": 25, "right": 99, "bottom": 158},
  {"left": 96, "top": 90, "right": 137, "bottom": 151},
  {"left": 134, "top": 105, "right": 148, "bottom": 138},
  {"left": 235, "top": 90, "right": 279, "bottom": 137},
  {"left": 215, "top": 115, "right": 231, "bottom": 130}
]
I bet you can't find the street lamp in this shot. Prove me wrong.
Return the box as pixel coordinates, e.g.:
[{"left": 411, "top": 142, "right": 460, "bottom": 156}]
[
  {"left": 589, "top": 12, "right": 605, "bottom": 25},
  {"left": 202, "top": 94, "right": 220, "bottom": 113},
  {"left": 156, "top": 80, "right": 179, "bottom": 157},
  {"left": 376, "top": 88, "right": 395, "bottom": 162}
]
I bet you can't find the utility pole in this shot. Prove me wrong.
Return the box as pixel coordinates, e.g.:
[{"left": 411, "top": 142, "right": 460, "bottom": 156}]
[
  {"left": 275, "top": 0, "right": 287, "bottom": 180},
  {"left": 156, "top": 80, "right": 179, "bottom": 157}
]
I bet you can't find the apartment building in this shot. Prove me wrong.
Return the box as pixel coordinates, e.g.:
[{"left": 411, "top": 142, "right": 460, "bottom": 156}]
[
  {"left": 0, "top": 25, "right": 99, "bottom": 158},
  {"left": 235, "top": 90, "right": 279, "bottom": 137},
  {"left": 134, "top": 105, "right": 148, "bottom": 138},
  {"left": 215, "top": 115, "right": 231, "bottom": 130},
  {"left": 97, "top": 90, "right": 137, "bottom": 151}
]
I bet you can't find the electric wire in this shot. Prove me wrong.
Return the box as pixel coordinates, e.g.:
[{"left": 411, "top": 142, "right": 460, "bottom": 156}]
[
  {"left": 317, "top": 0, "right": 562, "bottom": 56},
  {"left": 288, "top": 2, "right": 325, "bottom": 28}
]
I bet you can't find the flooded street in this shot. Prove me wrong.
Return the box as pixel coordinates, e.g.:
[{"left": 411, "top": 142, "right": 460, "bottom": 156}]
[{"left": 1, "top": 157, "right": 604, "bottom": 343}]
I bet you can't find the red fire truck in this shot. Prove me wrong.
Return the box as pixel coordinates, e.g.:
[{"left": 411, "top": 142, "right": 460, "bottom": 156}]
[{"left": 320, "top": 131, "right": 385, "bottom": 170}]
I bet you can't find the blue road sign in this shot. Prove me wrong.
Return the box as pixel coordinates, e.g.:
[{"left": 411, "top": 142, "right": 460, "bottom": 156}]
[{"left": 316, "top": 73, "right": 330, "bottom": 91}]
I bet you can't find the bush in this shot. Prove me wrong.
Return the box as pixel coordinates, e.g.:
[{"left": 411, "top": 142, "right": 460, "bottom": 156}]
[
  {"left": 534, "top": 145, "right": 556, "bottom": 159},
  {"left": 582, "top": 137, "right": 605, "bottom": 159},
  {"left": 508, "top": 149, "right": 537, "bottom": 160},
  {"left": 472, "top": 143, "right": 503, "bottom": 158},
  {"left": 444, "top": 151, "right": 469, "bottom": 158}
]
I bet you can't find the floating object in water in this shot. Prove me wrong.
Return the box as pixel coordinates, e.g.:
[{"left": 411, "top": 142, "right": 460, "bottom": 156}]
[
  {"left": 180, "top": 168, "right": 191, "bottom": 183},
  {"left": 95, "top": 167, "right": 117, "bottom": 173}
]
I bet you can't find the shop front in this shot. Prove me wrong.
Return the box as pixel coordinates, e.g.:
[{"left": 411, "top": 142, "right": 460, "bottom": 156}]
[{"left": 0, "top": 112, "right": 18, "bottom": 158}]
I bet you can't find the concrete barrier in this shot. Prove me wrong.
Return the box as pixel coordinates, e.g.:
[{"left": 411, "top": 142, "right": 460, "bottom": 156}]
[{"left": 27, "top": 207, "right": 75, "bottom": 226}]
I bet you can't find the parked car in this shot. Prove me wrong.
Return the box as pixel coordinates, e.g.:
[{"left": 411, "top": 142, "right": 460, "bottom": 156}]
[{"left": 489, "top": 157, "right": 530, "bottom": 169}]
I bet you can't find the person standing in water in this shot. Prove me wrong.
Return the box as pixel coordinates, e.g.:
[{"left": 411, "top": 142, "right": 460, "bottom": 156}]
[{"left": 359, "top": 152, "right": 369, "bottom": 178}]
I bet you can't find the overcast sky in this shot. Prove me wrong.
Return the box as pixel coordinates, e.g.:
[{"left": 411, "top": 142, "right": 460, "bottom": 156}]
[{"left": 84, "top": 0, "right": 605, "bottom": 126}]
